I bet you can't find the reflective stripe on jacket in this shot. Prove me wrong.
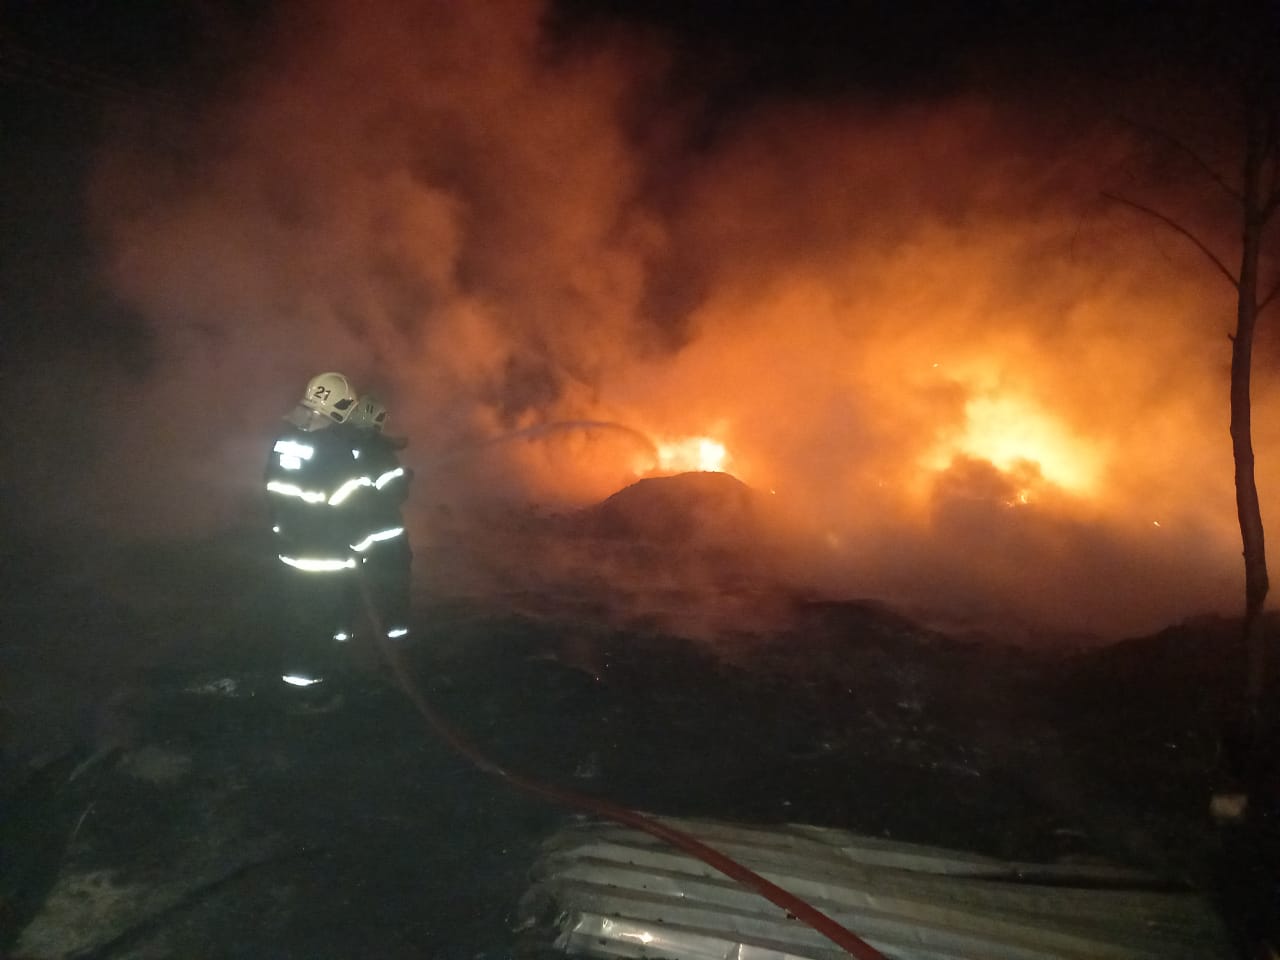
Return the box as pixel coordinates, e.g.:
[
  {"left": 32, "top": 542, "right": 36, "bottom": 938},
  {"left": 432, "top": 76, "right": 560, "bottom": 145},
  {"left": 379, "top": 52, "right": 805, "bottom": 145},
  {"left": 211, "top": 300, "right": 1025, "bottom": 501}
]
[{"left": 266, "top": 423, "right": 372, "bottom": 559}]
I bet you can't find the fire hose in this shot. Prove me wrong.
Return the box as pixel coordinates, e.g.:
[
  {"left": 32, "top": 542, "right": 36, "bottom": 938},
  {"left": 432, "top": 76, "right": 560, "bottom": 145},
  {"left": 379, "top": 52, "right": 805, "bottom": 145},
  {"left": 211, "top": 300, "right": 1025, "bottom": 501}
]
[{"left": 355, "top": 575, "right": 888, "bottom": 960}]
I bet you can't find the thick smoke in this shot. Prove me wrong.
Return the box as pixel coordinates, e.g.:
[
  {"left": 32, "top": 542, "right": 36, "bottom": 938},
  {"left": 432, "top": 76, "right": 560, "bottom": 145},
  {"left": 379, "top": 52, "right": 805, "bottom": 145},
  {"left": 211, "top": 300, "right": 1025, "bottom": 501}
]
[{"left": 80, "top": 0, "right": 1278, "bottom": 640}]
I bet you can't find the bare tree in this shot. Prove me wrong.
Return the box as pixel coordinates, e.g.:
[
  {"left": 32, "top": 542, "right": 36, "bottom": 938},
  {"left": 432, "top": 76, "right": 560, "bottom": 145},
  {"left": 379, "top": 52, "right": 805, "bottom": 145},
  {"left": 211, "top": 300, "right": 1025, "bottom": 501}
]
[{"left": 1104, "top": 17, "right": 1280, "bottom": 757}]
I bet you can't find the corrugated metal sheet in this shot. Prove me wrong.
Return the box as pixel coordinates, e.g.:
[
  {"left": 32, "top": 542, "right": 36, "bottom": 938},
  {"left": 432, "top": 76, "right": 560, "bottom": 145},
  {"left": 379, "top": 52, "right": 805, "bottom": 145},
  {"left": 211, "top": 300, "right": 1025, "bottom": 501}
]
[{"left": 517, "top": 817, "right": 1233, "bottom": 960}]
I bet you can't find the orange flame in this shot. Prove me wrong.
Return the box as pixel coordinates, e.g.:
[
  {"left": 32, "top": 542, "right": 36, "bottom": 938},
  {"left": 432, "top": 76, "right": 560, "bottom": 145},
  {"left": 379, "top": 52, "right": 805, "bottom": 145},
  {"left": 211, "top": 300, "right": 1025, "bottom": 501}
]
[
  {"left": 926, "top": 393, "right": 1102, "bottom": 496},
  {"left": 655, "top": 435, "right": 730, "bottom": 475}
]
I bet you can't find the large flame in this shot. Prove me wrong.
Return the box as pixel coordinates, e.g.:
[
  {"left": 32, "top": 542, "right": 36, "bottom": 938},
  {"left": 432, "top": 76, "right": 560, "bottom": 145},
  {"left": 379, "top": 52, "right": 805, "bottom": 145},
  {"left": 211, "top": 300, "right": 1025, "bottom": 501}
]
[{"left": 928, "top": 394, "right": 1101, "bottom": 497}]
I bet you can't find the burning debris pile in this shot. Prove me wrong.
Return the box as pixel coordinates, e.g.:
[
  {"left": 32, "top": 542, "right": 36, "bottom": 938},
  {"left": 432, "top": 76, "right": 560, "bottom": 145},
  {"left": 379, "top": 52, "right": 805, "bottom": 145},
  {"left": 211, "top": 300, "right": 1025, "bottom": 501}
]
[
  {"left": 28, "top": 0, "right": 1256, "bottom": 647},
  {"left": 580, "top": 470, "right": 758, "bottom": 546},
  {"left": 421, "top": 470, "right": 792, "bottom": 640}
]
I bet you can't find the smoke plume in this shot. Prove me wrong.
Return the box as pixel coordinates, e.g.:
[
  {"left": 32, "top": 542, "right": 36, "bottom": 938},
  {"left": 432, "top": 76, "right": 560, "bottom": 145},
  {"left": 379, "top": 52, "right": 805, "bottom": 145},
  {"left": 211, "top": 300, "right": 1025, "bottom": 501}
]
[{"left": 70, "top": 0, "right": 1280, "bottom": 640}]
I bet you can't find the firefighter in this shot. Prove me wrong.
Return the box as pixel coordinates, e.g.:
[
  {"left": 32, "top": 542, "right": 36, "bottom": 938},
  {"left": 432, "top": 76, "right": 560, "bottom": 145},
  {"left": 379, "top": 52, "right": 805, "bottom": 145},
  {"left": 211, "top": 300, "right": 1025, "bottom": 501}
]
[
  {"left": 265, "top": 371, "right": 371, "bottom": 701},
  {"left": 347, "top": 394, "right": 413, "bottom": 642}
]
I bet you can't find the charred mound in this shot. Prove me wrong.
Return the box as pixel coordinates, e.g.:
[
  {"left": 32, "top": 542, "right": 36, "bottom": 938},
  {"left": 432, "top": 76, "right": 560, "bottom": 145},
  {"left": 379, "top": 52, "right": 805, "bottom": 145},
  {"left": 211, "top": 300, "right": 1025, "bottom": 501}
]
[{"left": 577, "top": 471, "right": 760, "bottom": 545}]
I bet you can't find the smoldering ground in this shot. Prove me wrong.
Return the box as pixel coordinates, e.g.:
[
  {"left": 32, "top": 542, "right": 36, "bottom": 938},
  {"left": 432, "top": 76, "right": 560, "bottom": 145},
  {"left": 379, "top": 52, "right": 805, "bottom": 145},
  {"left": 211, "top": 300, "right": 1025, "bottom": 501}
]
[{"left": 6, "top": 0, "right": 1279, "bottom": 643}]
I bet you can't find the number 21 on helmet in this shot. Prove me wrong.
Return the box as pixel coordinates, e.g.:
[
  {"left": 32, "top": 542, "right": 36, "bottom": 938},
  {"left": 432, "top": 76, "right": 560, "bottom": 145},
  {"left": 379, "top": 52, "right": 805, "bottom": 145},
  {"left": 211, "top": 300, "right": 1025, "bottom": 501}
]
[{"left": 300, "top": 372, "right": 357, "bottom": 423}]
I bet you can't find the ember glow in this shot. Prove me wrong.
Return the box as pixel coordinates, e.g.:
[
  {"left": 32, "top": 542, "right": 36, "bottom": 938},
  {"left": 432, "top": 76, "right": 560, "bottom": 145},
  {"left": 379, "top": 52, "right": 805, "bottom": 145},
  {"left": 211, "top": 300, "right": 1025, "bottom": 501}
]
[{"left": 81, "top": 0, "right": 1280, "bottom": 640}]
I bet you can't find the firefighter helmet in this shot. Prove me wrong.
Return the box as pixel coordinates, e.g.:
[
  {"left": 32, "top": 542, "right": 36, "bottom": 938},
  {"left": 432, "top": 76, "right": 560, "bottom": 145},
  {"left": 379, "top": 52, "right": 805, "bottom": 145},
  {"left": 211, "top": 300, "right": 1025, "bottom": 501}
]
[
  {"left": 300, "top": 372, "right": 357, "bottom": 423},
  {"left": 350, "top": 395, "right": 389, "bottom": 432}
]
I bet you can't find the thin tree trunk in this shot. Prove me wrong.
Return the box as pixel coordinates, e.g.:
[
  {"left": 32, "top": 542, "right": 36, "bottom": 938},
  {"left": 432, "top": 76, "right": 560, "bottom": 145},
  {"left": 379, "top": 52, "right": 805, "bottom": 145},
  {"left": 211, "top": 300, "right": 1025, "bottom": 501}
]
[
  {"left": 1232, "top": 105, "right": 1270, "bottom": 730},
  {"left": 1232, "top": 296, "right": 1268, "bottom": 712}
]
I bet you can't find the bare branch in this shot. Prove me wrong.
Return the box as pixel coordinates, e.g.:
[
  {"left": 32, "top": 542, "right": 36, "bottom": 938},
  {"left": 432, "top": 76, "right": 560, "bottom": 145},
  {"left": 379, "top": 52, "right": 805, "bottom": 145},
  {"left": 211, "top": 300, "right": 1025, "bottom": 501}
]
[
  {"left": 1266, "top": 116, "right": 1280, "bottom": 206},
  {"left": 1265, "top": 190, "right": 1280, "bottom": 220},
  {"left": 1101, "top": 191, "right": 1240, "bottom": 289},
  {"left": 1259, "top": 276, "right": 1280, "bottom": 313},
  {"left": 1253, "top": 108, "right": 1280, "bottom": 219},
  {"left": 1118, "top": 116, "right": 1244, "bottom": 204}
]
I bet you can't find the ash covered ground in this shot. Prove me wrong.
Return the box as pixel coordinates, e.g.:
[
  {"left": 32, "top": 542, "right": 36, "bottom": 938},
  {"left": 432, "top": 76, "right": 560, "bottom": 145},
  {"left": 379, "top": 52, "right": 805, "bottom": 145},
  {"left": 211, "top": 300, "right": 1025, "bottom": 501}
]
[{"left": 2, "top": 475, "right": 1278, "bottom": 959}]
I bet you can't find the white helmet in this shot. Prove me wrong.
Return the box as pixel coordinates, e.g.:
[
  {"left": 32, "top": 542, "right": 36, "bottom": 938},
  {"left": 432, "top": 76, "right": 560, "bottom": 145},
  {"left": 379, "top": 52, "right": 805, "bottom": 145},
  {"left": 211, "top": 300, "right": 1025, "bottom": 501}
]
[
  {"left": 349, "top": 394, "right": 388, "bottom": 432},
  {"left": 300, "top": 372, "right": 357, "bottom": 423}
]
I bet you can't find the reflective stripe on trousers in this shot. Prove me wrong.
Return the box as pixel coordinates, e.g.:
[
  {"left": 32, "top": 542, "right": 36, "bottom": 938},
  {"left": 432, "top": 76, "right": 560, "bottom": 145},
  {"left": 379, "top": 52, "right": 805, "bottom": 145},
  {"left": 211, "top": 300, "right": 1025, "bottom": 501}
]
[
  {"left": 350, "top": 526, "right": 405, "bottom": 553},
  {"left": 279, "top": 554, "right": 356, "bottom": 572}
]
